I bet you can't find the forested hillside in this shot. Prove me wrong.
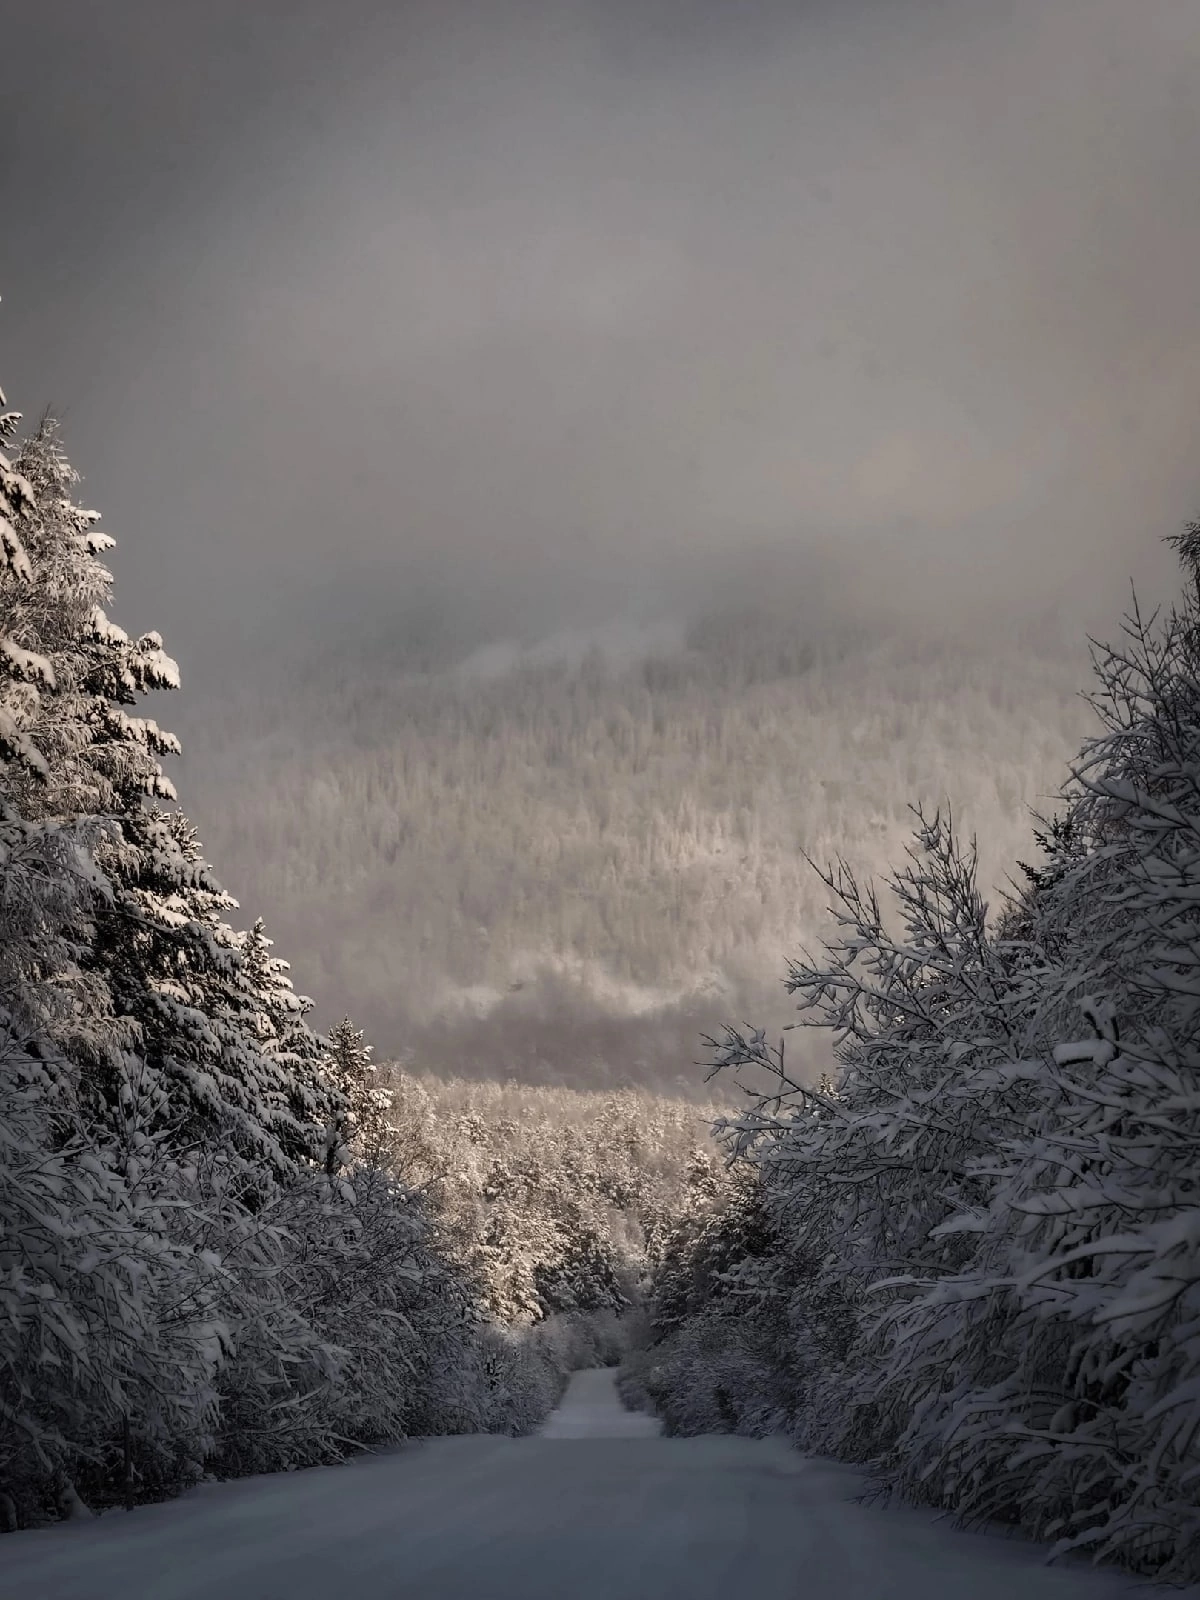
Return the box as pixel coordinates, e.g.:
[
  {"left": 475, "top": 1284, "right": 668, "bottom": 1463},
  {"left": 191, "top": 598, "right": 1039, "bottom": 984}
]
[
  {"left": 627, "top": 533, "right": 1200, "bottom": 1581},
  {"left": 176, "top": 614, "right": 1090, "bottom": 1087},
  {"left": 380, "top": 1074, "right": 726, "bottom": 1325}
]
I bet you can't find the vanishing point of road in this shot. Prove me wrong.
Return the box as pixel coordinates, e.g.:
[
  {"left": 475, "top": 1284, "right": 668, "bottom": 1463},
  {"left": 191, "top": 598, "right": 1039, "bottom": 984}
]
[{"left": 1, "top": 1368, "right": 1193, "bottom": 1600}]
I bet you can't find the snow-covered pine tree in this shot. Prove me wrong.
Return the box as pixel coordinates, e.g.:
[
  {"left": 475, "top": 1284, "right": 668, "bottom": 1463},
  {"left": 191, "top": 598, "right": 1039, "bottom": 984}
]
[
  {"left": 241, "top": 915, "right": 328, "bottom": 1106},
  {"left": 0, "top": 389, "right": 54, "bottom": 776},
  {"left": 322, "top": 1015, "right": 394, "bottom": 1172},
  {"left": 0, "top": 399, "right": 232, "bottom": 1520},
  {"left": 1, "top": 401, "right": 377, "bottom": 1510},
  {"left": 2, "top": 423, "right": 341, "bottom": 1187}
]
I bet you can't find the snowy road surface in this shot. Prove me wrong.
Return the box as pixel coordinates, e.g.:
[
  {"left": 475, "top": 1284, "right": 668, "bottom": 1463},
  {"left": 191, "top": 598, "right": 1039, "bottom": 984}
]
[
  {"left": 538, "top": 1365, "right": 662, "bottom": 1436},
  {"left": 2, "top": 1368, "right": 1195, "bottom": 1600}
]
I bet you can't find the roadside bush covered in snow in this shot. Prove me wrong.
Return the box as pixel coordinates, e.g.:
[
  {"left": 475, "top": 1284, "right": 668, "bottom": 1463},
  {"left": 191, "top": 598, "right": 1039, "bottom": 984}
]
[
  {"left": 633, "top": 530, "right": 1200, "bottom": 1581},
  {"left": 622, "top": 1178, "right": 802, "bottom": 1437}
]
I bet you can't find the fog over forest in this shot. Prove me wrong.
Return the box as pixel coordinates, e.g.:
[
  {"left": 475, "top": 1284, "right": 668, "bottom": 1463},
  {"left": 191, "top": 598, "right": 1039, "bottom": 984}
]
[
  {"left": 3, "top": 0, "right": 1198, "bottom": 1082},
  {"left": 173, "top": 613, "right": 1089, "bottom": 1085}
]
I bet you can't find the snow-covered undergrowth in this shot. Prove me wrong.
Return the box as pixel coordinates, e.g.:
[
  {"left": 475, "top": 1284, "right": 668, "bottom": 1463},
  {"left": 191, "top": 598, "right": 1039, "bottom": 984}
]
[{"left": 629, "top": 531, "right": 1200, "bottom": 1583}]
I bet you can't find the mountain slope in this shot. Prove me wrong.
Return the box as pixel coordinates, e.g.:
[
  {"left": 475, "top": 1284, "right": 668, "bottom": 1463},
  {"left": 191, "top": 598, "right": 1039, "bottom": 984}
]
[{"left": 177, "top": 618, "right": 1091, "bottom": 1085}]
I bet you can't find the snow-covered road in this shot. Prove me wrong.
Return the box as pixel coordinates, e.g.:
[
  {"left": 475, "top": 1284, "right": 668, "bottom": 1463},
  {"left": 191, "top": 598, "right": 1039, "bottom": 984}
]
[
  {"left": 1, "top": 1369, "right": 1194, "bottom": 1600},
  {"left": 537, "top": 1365, "right": 662, "bottom": 1437}
]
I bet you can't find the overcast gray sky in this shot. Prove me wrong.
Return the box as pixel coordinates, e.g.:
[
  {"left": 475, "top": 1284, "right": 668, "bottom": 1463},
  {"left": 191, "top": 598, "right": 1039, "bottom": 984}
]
[{"left": 2, "top": 0, "right": 1198, "bottom": 686}]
